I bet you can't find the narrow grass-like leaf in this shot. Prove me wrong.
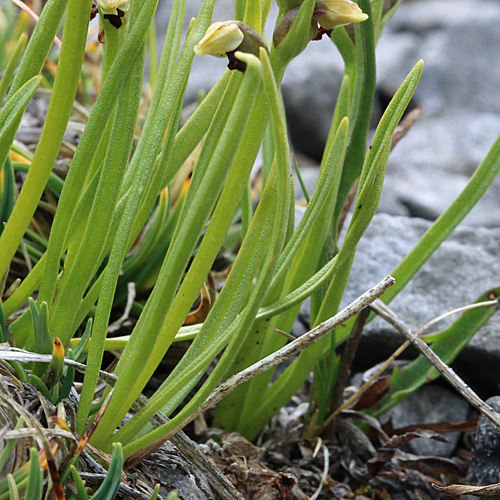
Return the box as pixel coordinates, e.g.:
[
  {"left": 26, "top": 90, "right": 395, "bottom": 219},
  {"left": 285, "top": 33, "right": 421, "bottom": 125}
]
[
  {"left": 0, "top": 417, "right": 24, "bottom": 471},
  {"left": 114, "top": 50, "right": 291, "bottom": 449},
  {"left": 333, "top": 0, "right": 375, "bottom": 230},
  {"left": 6, "top": 475, "right": 18, "bottom": 500},
  {"left": 384, "top": 131, "right": 500, "bottom": 304},
  {"left": 0, "top": 0, "right": 92, "bottom": 284},
  {"left": 116, "top": 155, "right": 282, "bottom": 450},
  {"left": 48, "top": 42, "right": 146, "bottom": 345},
  {"left": 240, "top": 136, "right": 391, "bottom": 439},
  {"left": 0, "top": 76, "right": 41, "bottom": 175},
  {"left": 7, "top": 0, "right": 67, "bottom": 98},
  {"left": 27, "top": 373, "right": 51, "bottom": 400},
  {"left": 72, "top": 319, "right": 92, "bottom": 360},
  {"left": 233, "top": 118, "right": 349, "bottom": 431},
  {"left": 0, "top": 298, "right": 7, "bottom": 343},
  {"left": 149, "top": 485, "right": 160, "bottom": 500},
  {"left": 90, "top": 49, "right": 261, "bottom": 448},
  {"left": 0, "top": 33, "right": 27, "bottom": 107},
  {"left": 70, "top": 465, "right": 89, "bottom": 500},
  {"left": 31, "top": 301, "right": 52, "bottom": 378},
  {"left": 38, "top": 0, "right": 160, "bottom": 309},
  {"left": 88, "top": 443, "right": 123, "bottom": 500},
  {"left": 25, "top": 448, "right": 43, "bottom": 500}
]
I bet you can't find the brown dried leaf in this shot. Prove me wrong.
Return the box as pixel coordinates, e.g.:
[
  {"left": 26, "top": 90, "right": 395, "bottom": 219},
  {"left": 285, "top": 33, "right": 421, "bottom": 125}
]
[
  {"left": 433, "top": 482, "right": 500, "bottom": 496},
  {"left": 352, "top": 376, "right": 391, "bottom": 411},
  {"left": 368, "top": 430, "right": 447, "bottom": 476},
  {"left": 387, "top": 417, "right": 478, "bottom": 435},
  {"left": 391, "top": 106, "right": 422, "bottom": 149},
  {"left": 183, "top": 277, "right": 214, "bottom": 326},
  {"left": 206, "top": 432, "right": 307, "bottom": 499}
]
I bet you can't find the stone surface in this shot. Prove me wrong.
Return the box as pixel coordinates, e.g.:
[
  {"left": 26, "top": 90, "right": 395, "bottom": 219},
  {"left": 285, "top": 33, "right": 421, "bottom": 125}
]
[
  {"left": 281, "top": 39, "right": 345, "bottom": 160},
  {"left": 156, "top": 0, "right": 234, "bottom": 103},
  {"left": 339, "top": 213, "right": 500, "bottom": 394},
  {"left": 385, "top": 384, "right": 470, "bottom": 457},
  {"left": 380, "top": 0, "right": 500, "bottom": 116},
  {"left": 378, "top": 112, "right": 500, "bottom": 227},
  {"left": 465, "top": 396, "right": 500, "bottom": 499},
  {"left": 153, "top": 1, "right": 500, "bottom": 393}
]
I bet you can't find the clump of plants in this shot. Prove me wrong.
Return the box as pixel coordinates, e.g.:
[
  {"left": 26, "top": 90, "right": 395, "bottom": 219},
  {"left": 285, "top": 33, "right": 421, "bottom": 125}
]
[{"left": 0, "top": 0, "right": 499, "bottom": 497}]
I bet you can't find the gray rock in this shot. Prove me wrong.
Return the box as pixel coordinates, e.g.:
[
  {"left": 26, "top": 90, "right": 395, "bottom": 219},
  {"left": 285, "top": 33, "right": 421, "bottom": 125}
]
[
  {"left": 155, "top": 0, "right": 235, "bottom": 103},
  {"left": 293, "top": 112, "right": 500, "bottom": 227},
  {"left": 465, "top": 396, "right": 500, "bottom": 499},
  {"left": 281, "top": 39, "right": 345, "bottom": 160},
  {"left": 292, "top": 154, "right": 320, "bottom": 201},
  {"left": 339, "top": 213, "right": 500, "bottom": 393},
  {"left": 378, "top": 112, "right": 500, "bottom": 227},
  {"left": 386, "top": 384, "right": 470, "bottom": 456},
  {"left": 155, "top": 0, "right": 280, "bottom": 103},
  {"left": 380, "top": 0, "right": 500, "bottom": 115},
  {"left": 387, "top": 0, "right": 500, "bottom": 37},
  {"left": 139, "top": 443, "right": 217, "bottom": 499}
]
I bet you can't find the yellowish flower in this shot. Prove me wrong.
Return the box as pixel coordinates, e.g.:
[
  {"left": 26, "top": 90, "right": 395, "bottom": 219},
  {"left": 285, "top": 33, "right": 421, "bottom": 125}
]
[
  {"left": 314, "top": 0, "right": 368, "bottom": 30},
  {"left": 97, "top": 0, "right": 130, "bottom": 16},
  {"left": 194, "top": 21, "right": 245, "bottom": 58}
]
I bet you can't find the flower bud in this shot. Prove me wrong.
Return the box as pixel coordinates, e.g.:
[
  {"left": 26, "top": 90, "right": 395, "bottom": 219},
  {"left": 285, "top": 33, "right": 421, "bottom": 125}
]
[
  {"left": 194, "top": 21, "right": 268, "bottom": 71},
  {"left": 313, "top": 0, "right": 368, "bottom": 30},
  {"left": 194, "top": 21, "right": 244, "bottom": 58},
  {"left": 273, "top": 6, "right": 318, "bottom": 48},
  {"left": 97, "top": 0, "right": 130, "bottom": 16}
]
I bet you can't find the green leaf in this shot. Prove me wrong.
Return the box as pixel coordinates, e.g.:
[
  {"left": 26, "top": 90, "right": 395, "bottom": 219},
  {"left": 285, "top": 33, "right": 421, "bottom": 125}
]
[
  {"left": 149, "top": 485, "right": 160, "bottom": 500},
  {"left": 0, "top": 417, "right": 24, "bottom": 471},
  {"left": 7, "top": 475, "right": 18, "bottom": 500},
  {"left": 90, "top": 443, "right": 124, "bottom": 500},
  {"left": 0, "top": 298, "right": 7, "bottom": 343},
  {"left": 0, "top": 153, "right": 16, "bottom": 237},
  {"left": 333, "top": 0, "right": 376, "bottom": 232},
  {"left": 0, "top": 33, "right": 27, "bottom": 103},
  {"left": 70, "top": 465, "right": 89, "bottom": 500},
  {"left": 27, "top": 374, "right": 51, "bottom": 401},
  {"left": 0, "top": 76, "right": 41, "bottom": 175},
  {"left": 25, "top": 448, "right": 43, "bottom": 500},
  {"left": 30, "top": 300, "right": 52, "bottom": 378},
  {"left": 7, "top": 0, "right": 67, "bottom": 99},
  {"left": 384, "top": 128, "right": 500, "bottom": 304},
  {"left": 72, "top": 319, "right": 93, "bottom": 361}
]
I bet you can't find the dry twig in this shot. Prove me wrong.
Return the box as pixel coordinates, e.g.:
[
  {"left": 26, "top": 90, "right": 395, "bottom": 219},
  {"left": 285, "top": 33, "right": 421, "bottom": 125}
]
[{"left": 370, "top": 299, "right": 500, "bottom": 428}]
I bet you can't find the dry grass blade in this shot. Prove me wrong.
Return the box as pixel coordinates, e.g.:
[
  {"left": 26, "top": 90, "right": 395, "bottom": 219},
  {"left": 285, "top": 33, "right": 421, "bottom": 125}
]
[
  {"left": 108, "top": 282, "right": 136, "bottom": 334},
  {"left": 76, "top": 389, "right": 114, "bottom": 455},
  {"left": 433, "top": 481, "right": 500, "bottom": 496},
  {"left": 0, "top": 346, "right": 118, "bottom": 385},
  {"left": 183, "top": 280, "right": 212, "bottom": 326},
  {"left": 309, "top": 443, "right": 329, "bottom": 500},
  {"left": 8, "top": 0, "right": 62, "bottom": 47},
  {"left": 165, "top": 276, "right": 396, "bottom": 440},
  {"left": 327, "top": 297, "right": 500, "bottom": 423},
  {"left": 370, "top": 299, "right": 500, "bottom": 429},
  {"left": 391, "top": 106, "right": 422, "bottom": 149},
  {"left": 125, "top": 277, "right": 395, "bottom": 488}
]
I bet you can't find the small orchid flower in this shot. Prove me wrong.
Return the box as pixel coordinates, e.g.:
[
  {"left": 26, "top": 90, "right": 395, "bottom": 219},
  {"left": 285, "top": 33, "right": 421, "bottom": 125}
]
[
  {"left": 314, "top": 0, "right": 368, "bottom": 30},
  {"left": 194, "top": 21, "right": 268, "bottom": 71},
  {"left": 97, "top": 0, "right": 130, "bottom": 16}
]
